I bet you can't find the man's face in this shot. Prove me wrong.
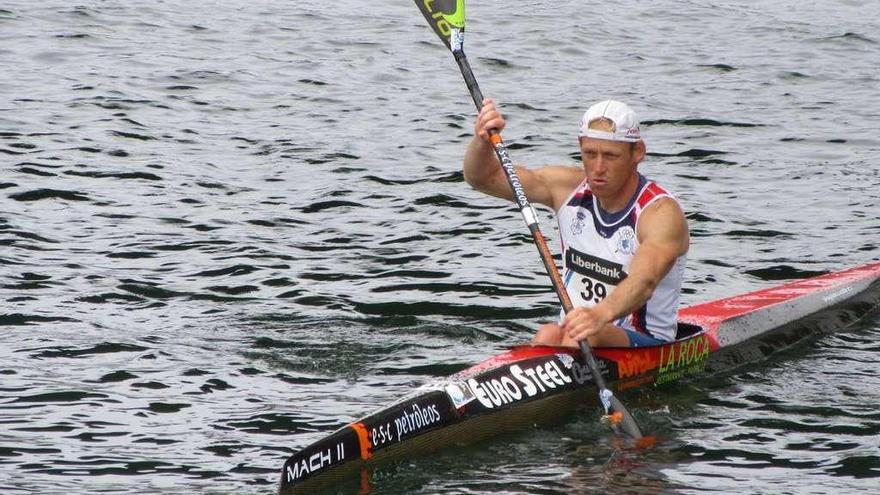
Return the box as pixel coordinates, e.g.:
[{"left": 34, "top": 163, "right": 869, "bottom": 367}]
[{"left": 578, "top": 138, "right": 644, "bottom": 198}]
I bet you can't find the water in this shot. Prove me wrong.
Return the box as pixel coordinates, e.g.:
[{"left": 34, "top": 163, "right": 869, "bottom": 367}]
[{"left": 1, "top": 0, "right": 879, "bottom": 493}]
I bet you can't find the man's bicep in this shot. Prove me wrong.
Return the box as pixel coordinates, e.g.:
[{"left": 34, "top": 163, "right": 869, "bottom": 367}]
[
  {"left": 638, "top": 199, "right": 689, "bottom": 256},
  {"left": 631, "top": 240, "right": 679, "bottom": 281},
  {"left": 631, "top": 202, "right": 689, "bottom": 283}
]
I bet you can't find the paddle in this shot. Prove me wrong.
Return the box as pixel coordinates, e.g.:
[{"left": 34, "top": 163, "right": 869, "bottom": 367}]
[{"left": 413, "top": 0, "right": 644, "bottom": 440}]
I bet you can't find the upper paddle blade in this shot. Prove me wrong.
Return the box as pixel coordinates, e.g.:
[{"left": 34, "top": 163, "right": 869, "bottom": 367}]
[{"left": 413, "top": 0, "right": 466, "bottom": 49}]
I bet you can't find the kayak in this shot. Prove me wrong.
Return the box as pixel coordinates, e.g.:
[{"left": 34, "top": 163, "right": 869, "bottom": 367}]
[{"left": 278, "top": 261, "right": 880, "bottom": 494}]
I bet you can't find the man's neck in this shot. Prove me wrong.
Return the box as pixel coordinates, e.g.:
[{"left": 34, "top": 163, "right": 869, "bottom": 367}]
[{"left": 595, "top": 173, "right": 641, "bottom": 214}]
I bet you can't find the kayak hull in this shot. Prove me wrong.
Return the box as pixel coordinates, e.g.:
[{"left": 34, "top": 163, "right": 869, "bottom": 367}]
[{"left": 279, "top": 262, "right": 880, "bottom": 493}]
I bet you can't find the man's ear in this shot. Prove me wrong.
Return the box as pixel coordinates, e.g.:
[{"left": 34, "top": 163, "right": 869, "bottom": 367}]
[{"left": 633, "top": 140, "right": 646, "bottom": 164}]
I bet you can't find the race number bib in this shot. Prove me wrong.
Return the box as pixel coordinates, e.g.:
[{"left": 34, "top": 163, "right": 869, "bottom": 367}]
[{"left": 564, "top": 248, "right": 627, "bottom": 306}]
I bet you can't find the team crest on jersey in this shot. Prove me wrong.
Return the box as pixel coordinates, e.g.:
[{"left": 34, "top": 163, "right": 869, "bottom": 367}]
[
  {"left": 614, "top": 226, "right": 636, "bottom": 255},
  {"left": 571, "top": 211, "right": 586, "bottom": 235}
]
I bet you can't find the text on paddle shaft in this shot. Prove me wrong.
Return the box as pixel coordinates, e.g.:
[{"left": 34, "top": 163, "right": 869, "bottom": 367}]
[{"left": 496, "top": 144, "right": 531, "bottom": 209}]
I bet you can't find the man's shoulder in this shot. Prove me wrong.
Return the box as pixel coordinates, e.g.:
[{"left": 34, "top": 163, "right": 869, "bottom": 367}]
[
  {"left": 533, "top": 165, "right": 584, "bottom": 209},
  {"left": 536, "top": 164, "right": 584, "bottom": 183},
  {"left": 637, "top": 177, "right": 675, "bottom": 203},
  {"left": 635, "top": 189, "right": 689, "bottom": 254}
]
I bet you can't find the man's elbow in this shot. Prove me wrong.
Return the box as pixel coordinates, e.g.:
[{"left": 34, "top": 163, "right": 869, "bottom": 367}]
[
  {"left": 640, "top": 274, "right": 661, "bottom": 296},
  {"left": 637, "top": 258, "right": 674, "bottom": 296},
  {"left": 462, "top": 168, "right": 481, "bottom": 190},
  {"left": 464, "top": 167, "right": 501, "bottom": 196}
]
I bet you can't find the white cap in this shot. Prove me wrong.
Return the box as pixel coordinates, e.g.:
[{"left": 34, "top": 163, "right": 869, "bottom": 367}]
[{"left": 578, "top": 100, "right": 641, "bottom": 142}]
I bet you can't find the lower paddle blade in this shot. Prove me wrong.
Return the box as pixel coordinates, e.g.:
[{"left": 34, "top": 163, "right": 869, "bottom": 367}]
[
  {"left": 589, "top": 343, "right": 646, "bottom": 440},
  {"left": 605, "top": 394, "right": 644, "bottom": 440},
  {"left": 413, "top": 0, "right": 466, "bottom": 49}
]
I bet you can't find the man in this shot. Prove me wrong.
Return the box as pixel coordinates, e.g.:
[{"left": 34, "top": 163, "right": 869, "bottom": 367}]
[{"left": 464, "top": 99, "right": 689, "bottom": 348}]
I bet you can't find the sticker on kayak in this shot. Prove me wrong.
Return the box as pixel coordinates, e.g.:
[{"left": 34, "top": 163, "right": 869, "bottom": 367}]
[
  {"left": 555, "top": 353, "right": 575, "bottom": 369},
  {"left": 445, "top": 382, "right": 476, "bottom": 408},
  {"left": 462, "top": 357, "right": 586, "bottom": 411}
]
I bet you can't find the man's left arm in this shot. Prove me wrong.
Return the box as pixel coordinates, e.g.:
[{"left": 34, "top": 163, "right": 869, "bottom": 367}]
[{"left": 564, "top": 198, "right": 689, "bottom": 336}]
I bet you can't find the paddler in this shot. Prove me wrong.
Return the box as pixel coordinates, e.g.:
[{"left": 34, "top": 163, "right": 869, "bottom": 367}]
[{"left": 464, "top": 99, "right": 690, "bottom": 347}]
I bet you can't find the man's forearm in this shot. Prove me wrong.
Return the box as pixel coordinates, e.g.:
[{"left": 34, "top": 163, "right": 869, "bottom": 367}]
[{"left": 596, "top": 273, "right": 658, "bottom": 324}]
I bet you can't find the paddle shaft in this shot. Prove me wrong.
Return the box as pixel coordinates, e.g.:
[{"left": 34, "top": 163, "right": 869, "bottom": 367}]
[{"left": 452, "top": 51, "right": 615, "bottom": 394}]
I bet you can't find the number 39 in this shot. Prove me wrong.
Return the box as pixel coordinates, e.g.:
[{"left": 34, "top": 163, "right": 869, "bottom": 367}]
[{"left": 580, "top": 278, "right": 607, "bottom": 304}]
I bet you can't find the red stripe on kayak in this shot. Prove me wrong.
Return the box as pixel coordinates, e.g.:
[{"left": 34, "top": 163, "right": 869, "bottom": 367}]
[
  {"left": 681, "top": 262, "right": 880, "bottom": 326},
  {"left": 453, "top": 345, "right": 579, "bottom": 377}
]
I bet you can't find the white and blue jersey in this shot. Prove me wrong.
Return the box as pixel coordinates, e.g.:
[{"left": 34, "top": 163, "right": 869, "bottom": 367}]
[{"left": 556, "top": 174, "right": 685, "bottom": 342}]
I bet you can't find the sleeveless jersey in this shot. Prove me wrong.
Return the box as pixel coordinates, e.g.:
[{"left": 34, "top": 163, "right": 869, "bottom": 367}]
[{"left": 556, "top": 174, "right": 685, "bottom": 342}]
